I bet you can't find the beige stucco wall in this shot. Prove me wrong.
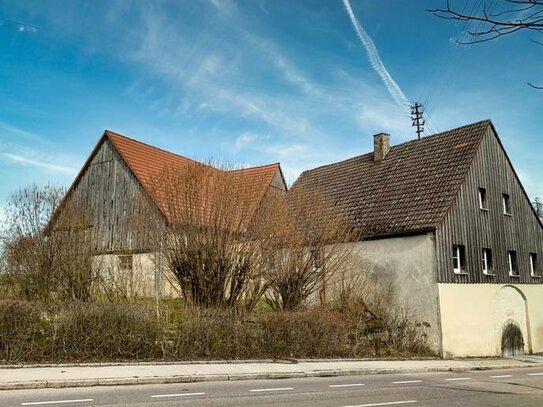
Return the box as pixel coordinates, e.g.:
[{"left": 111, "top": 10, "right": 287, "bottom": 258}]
[
  {"left": 439, "top": 283, "right": 543, "bottom": 357},
  {"left": 327, "top": 232, "right": 442, "bottom": 353},
  {"left": 94, "top": 252, "right": 178, "bottom": 299}
]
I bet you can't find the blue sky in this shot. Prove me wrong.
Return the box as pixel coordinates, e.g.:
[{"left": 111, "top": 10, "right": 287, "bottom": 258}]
[{"left": 1, "top": 0, "right": 542, "bottom": 221}]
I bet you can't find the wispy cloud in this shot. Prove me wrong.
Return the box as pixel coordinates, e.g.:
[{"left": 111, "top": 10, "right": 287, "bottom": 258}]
[
  {"left": 0, "top": 121, "right": 44, "bottom": 143},
  {"left": 342, "top": 0, "right": 410, "bottom": 111},
  {"left": 2, "top": 153, "right": 76, "bottom": 175}
]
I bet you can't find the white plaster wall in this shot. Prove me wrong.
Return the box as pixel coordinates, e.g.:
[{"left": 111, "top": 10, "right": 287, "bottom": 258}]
[
  {"left": 438, "top": 283, "right": 543, "bottom": 357},
  {"left": 328, "top": 233, "right": 441, "bottom": 353},
  {"left": 93, "top": 253, "right": 178, "bottom": 299}
]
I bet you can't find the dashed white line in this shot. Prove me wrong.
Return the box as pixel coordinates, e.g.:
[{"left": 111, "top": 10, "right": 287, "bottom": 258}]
[
  {"left": 250, "top": 387, "right": 293, "bottom": 392},
  {"left": 445, "top": 377, "right": 472, "bottom": 381},
  {"left": 150, "top": 392, "right": 206, "bottom": 398},
  {"left": 21, "top": 400, "right": 93, "bottom": 406},
  {"left": 490, "top": 375, "right": 513, "bottom": 378},
  {"left": 343, "top": 401, "right": 417, "bottom": 407},
  {"left": 528, "top": 372, "right": 543, "bottom": 376},
  {"left": 329, "top": 383, "right": 366, "bottom": 388},
  {"left": 392, "top": 380, "right": 422, "bottom": 384}
]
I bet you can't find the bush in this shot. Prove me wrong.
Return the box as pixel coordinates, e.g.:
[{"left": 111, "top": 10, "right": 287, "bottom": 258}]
[
  {"left": 260, "top": 310, "right": 352, "bottom": 358},
  {"left": 167, "top": 308, "right": 263, "bottom": 360},
  {"left": 0, "top": 300, "right": 431, "bottom": 363},
  {"left": 0, "top": 300, "right": 47, "bottom": 362},
  {"left": 53, "top": 303, "right": 162, "bottom": 361},
  {"left": 166, "top": 308, "right": 355, "bottom": 360}
]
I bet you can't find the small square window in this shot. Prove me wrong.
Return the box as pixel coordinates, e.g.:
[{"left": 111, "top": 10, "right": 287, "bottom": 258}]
[
  {"left": 452, "top": 245, "right": 466, "bottom": 274},
  {"left": 503, "top": 193, "right": 512, "bottom": 215},
  {"left": 482, "top": 248, "right": 493, "bottom": 275},
  {"left": 479, "top": 188, "right": 488, "bottom": 210},
  {"left": 119, "top": 255, "right": 133, "bottom": 271},
  {"left": 507, "top": 250, "right": 518, "bottom": 276},
  {"left": 530, "top": 253, "right": 539, "bottom": 277}
]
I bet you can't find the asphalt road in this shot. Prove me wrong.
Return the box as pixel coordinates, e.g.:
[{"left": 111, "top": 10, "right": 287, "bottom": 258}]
[{"left": 1, "top": 366, "right": 542, "bottom": 407}]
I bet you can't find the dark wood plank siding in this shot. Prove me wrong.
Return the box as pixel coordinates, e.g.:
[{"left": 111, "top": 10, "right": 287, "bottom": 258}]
[
  {"left": 436, "top": 126, "right": 543, "bottom": 284},
  {"left": 65, "top": 139, "right": 155, "bottom": 253}
]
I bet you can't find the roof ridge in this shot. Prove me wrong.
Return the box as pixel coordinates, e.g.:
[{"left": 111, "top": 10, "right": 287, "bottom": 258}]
[
  {"left": 228, "top": 162, "right": 280, "bottom": 172},
  {"left": 105, "top": 129, "right": 219, "bottom": 170},
  {"left": 299, "top": 119, "right": 491, "bottom": 176},
  {"left": 105, "top": 130, "right": 280, "bottom": 174}
]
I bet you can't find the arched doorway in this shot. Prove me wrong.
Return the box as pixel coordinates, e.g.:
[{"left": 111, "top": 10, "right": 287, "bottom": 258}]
[
  {"left": 493, "top": 285, "right": 530, "bottom": 356},
  {"left": 501, "top": 322, "right": 524, "bottom": 357}
]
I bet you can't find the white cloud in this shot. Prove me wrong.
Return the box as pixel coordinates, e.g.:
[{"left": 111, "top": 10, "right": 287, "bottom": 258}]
[
  {"left": 0, "top": 121, "right": 44, "bottom": 143},
  {"left": 2, "top": 153, "right": 77, "bottom": 175}
]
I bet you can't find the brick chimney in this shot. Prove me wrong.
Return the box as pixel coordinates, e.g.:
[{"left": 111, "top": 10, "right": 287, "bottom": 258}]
[{"left": 373, "top": 132, "right": 390, "bottom": 162}]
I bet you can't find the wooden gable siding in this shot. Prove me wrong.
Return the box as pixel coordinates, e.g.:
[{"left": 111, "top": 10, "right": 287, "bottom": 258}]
[
  {"left": 436, "top": 126, "right": 543, "bottom": 284},
  {"left": 66, "top": 138, "right": 155, "bottom": 253}
]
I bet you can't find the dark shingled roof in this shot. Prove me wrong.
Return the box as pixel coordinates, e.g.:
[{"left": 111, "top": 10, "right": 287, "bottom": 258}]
[{"left": 291, "top": 120, "right": 491, "bottom": 237}]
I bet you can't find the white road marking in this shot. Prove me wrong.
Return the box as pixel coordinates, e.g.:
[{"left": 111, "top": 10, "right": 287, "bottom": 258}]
[
  {"left": 528, "top": 372, "right": 543, "bottom": 376},
  {"left": 392, "top": 380, "right": 422, "bottom": 384},
  {"left": 150, "top": 392, "right": 206, "bottom": 398},
  {"left": 490, "top": 375, "right": 513, "bottom": 378},
  {"left": 329, "top": 383, "right": 366, "bottom": 388},
  {"left": 250, "top": 387, "right": 294, "bottom": 392},
  {"left": 445, "top": 377, "right": 472, "bottom": 381},
  {"left": 21, "top": 400, "right": 93, "bottom": 406},
  {"left": 343, "top": 400, "right": 417, "bottom": 407}
]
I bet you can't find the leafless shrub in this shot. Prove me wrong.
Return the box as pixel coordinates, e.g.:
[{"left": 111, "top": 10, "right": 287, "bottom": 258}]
[
  {"left": 0, "top": 300, "right": 46, "bottom": 362},
  {"left": 331, "top": 270, "right": 432, "bottom": 356},
  {"left": 257, "top": 186, "right": 358, "bottom": 311},
  {"left": 54, "top": 302, "right": 162, "bottom": 361},
  {"left": 167, "top": 308, "right": 263, "bottom": 359},
  {"left": 139, "top": 162, "right": 275, "bottom": 309},
  {"left": 1, "top": 185, "right": 98, "bottom": 302},
  {"left": 259, "top": 309, "right": 352, "bottom": 358},
  {"left": 1, "top": 185, "right": 65, "bottom": 301}
]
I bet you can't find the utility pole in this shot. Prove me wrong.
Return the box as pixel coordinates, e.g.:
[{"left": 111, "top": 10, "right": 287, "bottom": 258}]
[{"left": 410, "top": 102, "right": 425, "bottom": 140}]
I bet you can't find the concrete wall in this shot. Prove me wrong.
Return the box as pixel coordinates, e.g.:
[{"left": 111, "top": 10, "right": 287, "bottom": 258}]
[
  {"left": 328, "top": 232, "right": 442, "bottom": 353},
  {"left": 439, "top": 283, "right": 543, "bottom": 357}
]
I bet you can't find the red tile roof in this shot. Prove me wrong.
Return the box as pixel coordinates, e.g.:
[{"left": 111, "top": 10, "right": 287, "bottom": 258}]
[
  {"left": 105, "top": 131, "right": 282, "bottom": 225},
  {"left": 291, "top": 120, "right": 491, "bottom": 237}
]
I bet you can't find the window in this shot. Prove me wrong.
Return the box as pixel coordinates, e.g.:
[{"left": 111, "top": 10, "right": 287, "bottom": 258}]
[
  {"left": 530, "top": 253, "right": 539, "bottom": 277},
  {"left": 452, "top": 245, "right": 466, "bottom": 274},
  {"left": 482, "top": 248, "right": 493, "bottom": 275},
  {"left": 479, "top": 188, "right": 488, "bottom": 210},
  {"left": 119, "top": 255, "right": 133, "bottom": 271},
  {"left": 503, "top": 193, "right": 512, "bottom": 215},
  {"left": 507, "top": 250, "right": 518, "bottom": 276}
]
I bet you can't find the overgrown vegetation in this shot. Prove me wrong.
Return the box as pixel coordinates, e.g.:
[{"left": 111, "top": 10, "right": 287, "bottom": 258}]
[
  {"left": 0, "top": 300, "right": 433, "bottom": 363},
  {"left": 0, "top": 181, "right": 434, "bottom": 363}
]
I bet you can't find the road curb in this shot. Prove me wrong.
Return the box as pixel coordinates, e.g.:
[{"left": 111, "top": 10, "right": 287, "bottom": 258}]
[{"left": 0, "top": 362, "right": 539, "bottom": 391}]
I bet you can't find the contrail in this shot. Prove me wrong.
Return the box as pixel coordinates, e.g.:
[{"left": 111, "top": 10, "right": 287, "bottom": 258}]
[{"left": 342, "top": 0, "right": 410, "bottom": 111}]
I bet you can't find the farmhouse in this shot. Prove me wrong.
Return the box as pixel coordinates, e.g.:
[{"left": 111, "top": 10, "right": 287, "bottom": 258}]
[
  {"left": 292, "top": 119, "right": 543, "bottom": 357},
  {"left": 56, "top": 130, "right": 287, "bottom": 297}
]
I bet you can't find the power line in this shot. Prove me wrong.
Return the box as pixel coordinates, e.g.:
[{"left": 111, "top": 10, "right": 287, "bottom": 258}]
[{"left": 0, "top": 18, "right": 38, "bottom": 33}]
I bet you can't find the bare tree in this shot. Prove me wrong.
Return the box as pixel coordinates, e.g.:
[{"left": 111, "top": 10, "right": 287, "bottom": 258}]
[
  {"left": 533, "top": 196, "right": 543, "bottom": 220},
  {"left": 429, "top": 0, "right": 543, "bottom": 88},
  {"left": 141, "top": 162, "right": 274, "bottom": 309},
  {"left": 1, "top": 184, "right": 97, "bottom": 302},
  {"left": 257, "top": 186, "right": 359, "bottom": 311}
]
